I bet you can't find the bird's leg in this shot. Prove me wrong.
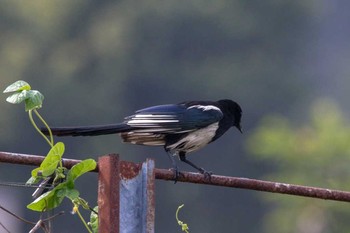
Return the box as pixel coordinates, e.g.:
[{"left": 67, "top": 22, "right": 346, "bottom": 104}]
[
  {"left": 167, "top": 151, "right": 180, "bottom": 182},
  {"left": 178, "top": 153, "right": 212, "bottom": 179}
]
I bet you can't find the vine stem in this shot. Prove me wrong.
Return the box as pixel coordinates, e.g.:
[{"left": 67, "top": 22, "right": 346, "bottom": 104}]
[
  {"left": 176, "top": 204, "right": 189, "bottom": 233},
  {"left": 75, "top": 207, "right": 93, "bottom": 233},
  {"left": 28, "top": 109, "right": 54, "bottom": 148},
  {"left": 175, "top": 204, "right": 183, "bottom": 223}
]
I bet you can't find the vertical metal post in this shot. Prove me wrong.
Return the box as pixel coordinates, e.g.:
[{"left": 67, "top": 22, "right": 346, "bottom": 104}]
[
  {"left": 144, "top": 159, "right": 156, "bottom": 233},
  {"left": 97, "top": 155, "right": 155, "bottom": 233},
  {"left": 119, "top": 159, "right": 155, "bottom": 233},
  {"left": 98, "top": 154, "right": 120, "bottom": 233}
]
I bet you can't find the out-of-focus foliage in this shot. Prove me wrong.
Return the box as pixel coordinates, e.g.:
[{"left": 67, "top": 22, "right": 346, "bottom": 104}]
[
  {"left": 1, "top": 0, "right": 349, "bottom": 232},
  {"left": 247, "top": 99, "right": 350, "bottom": 233}
]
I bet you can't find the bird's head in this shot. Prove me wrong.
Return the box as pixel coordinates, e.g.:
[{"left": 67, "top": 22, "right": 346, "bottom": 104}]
[{"left": 218, "top": 99, "right": 243, "bottom": 133}]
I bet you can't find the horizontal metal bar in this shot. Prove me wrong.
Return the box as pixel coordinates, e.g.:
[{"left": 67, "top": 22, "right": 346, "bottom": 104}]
[
  {"left": 154, "top": 168, "right": 350, "bottom": 202},
  {"left": 0, "top": 151, "right": 91, "bottom": 171},
  {"left": 1, "top": 151, "right": 350, "bottom": 203}
]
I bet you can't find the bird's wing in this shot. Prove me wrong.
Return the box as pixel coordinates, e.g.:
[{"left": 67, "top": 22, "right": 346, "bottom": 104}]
[
  {"left": 125, "top": 104, "right": 223, "bottom": 133},
  {"left": 121, "top": 104, "right": 223, "bottom": 146}
]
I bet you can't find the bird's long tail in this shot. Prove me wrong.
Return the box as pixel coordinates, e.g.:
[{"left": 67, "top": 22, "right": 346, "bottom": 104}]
[{"left": 41, "top": 123, "right": 132, "bottom": 137}]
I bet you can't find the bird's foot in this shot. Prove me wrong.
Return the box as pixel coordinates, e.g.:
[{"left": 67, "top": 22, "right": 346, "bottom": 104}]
[
  {"left": 170, "top": 167, "right": 180, "bottom": 184},
  {"left": 199, "top": 168, "right": 213, "bottom": 181}
]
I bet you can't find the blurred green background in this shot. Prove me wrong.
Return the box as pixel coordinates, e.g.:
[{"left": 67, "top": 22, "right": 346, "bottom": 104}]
[{"left": 1, "top": 1, "right": 350, "bottom": 232}]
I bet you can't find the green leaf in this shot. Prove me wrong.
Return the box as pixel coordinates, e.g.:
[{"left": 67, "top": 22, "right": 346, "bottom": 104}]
[
  {"left": 6, "top": 91, "right": 28, "bottom": 104},
  {"left": 3, "top": 80, "right": 31, "bottom": 93},
  {"left": 24, "top": 90, "right": 44, "bottom": 111},
  {"left": 27, "top": 183, "right": 80, "bottom": 211},
  {"left": 56, "top": 187, "right": 67, "bottom": 198},
  {"left": 30, "top": 167, "right": 41, "bottom": 178},
  {"left": 26, "top": 143, "right": 66, "bottom": 208},
  {"left": 3, "top": 80, "right": 44, "bottom": 111},
  {"left": 29, "top": 142, "right": 65, "bottom": 179},
  {"left": 26, "top": 176, "right": 41, "bottom": 185},
  {"left": 67, "top": 159, "right": 96, "bottom": 183},
  {"left": 40, "top": 142, "right": 65, "bottom": 176},
  {"left": 27, "top": 182, "right": 67, "bottom": 211},
  {"left": 26, "top": 167, "right": 41, "bottom": 185},
  {"left": 89, "top": 206, "right": 99, "bottom": 233},
  {"left": 5, "top": 89, "right": 44, "bottom": 111},
  {"left": 65, "top": 189, "right": 80, "bottom": 200}
]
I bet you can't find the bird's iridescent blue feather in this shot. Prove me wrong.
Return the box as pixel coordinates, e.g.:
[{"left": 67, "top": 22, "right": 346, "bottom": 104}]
[{"left": 126, "top": 104, "right": 223, "bottom": 132}]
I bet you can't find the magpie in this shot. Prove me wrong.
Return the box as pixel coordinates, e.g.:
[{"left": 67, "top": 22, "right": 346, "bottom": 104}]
[{"left": 41, "top": 99, "right": 242, "bottom": 179}]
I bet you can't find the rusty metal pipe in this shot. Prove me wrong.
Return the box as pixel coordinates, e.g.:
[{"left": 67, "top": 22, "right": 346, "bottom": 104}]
[{"left": 1, "top": 151, "right": 350, "bottom": 202}]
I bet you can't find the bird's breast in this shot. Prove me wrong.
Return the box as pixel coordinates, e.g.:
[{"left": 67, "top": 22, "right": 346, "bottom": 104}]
[{"left": 166, "top": 122, "right": 219, "bottom": 153}]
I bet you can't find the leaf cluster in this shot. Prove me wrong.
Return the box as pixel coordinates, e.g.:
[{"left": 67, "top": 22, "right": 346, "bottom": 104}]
[
  {"left": 26, "top": 142, "right": 96, "bottom": 211},
  {"left": 3, "top": 80, "right": 43, "bottom": 111},
  {"left": 3, "top": 81, "right": 98, "bottom": 232}
]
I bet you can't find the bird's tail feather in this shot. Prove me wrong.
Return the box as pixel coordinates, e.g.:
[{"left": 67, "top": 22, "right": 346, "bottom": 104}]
[{"left": 41, "top": 123, "right": 132, "bottom": 137}]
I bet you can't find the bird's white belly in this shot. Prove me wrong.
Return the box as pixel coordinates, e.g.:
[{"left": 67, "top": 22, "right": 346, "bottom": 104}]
[{"left": 167, "top": 122, "right": 219, "bottom": 153}]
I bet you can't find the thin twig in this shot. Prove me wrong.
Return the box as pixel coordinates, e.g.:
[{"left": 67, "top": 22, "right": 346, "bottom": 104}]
[
  {"left": 0, "top": 204, "right": 64, "bottom": 233},
  {"left": 0, "top": 221, "right": 11, "bottom": 233},
  {"left": 0, "top": 205, "right": 36, "bottom": 225},
  {"left": 28, "top": 211, "right": 65, "bottom": 233},
  {"left": 42, "top": 211, "right": 65, "bottom": 222},
  {"left": 29, "top": 220, "right": 43, "bottom": 233}
]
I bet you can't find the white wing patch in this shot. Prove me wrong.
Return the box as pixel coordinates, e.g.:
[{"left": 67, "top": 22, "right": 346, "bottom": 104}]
[
  {"left": 121, "top": 132, "right": 166, "bottom": 146},
  {"left": 127, "top": 114, "right": 179, "bottom": 127},
  {"left": 187, "top": 105, "right": 221, "bottom": 112},
  {"left": 122, "top": 113, "right": 182, "bottom": 145}
]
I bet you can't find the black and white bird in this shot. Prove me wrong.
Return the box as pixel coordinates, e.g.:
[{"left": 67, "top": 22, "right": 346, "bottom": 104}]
[{"left": 42, "top": 99, "right": 242, "bottom": 179}]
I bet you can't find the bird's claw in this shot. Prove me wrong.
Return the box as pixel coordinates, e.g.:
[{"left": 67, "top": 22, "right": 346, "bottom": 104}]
[
  {"left": 171, "top": 166, "right": 212, "bottom": 183},
  {"left": 170, "top": 167, "right": 180, "bottom": 183},
  {"left": 199, "top": 168, "right": 213, "bottom": 181}
]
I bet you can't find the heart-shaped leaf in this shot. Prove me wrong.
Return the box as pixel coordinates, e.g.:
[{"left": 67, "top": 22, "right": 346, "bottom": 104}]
[
  {"left": 3, "top": 80, "right": 31, "bottom": 93},
  {"left": 24, "top": 90, "right": 44, "bottom": 111},
  {"left": 67, "top": 159, "right": 97, "bottom": 184}
]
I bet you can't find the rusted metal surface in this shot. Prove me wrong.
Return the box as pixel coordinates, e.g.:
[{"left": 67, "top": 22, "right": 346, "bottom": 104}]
[
  {"left": 119, "top": 158, "right": 155, "bottom": 233},
  {"left": 154, "top": 168, "right": 350, "bottom": 202},
  {"left": 2, "top": 151, "right": 350, "bottom": 203},
  {"left": 98, "top": 154, "right": 120, "bottom": 233},
  {"left": 0, "top": 151, "right": 50, "bottom": 167},
  {"left": 120, "top": 161, "right": 141, "bottom": 179},
  {"left": 145, "top": 159, "right": 155, "bottom": 233},
  {"left": 0, "top": 151, "right": 98, "bottom": 172}
]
